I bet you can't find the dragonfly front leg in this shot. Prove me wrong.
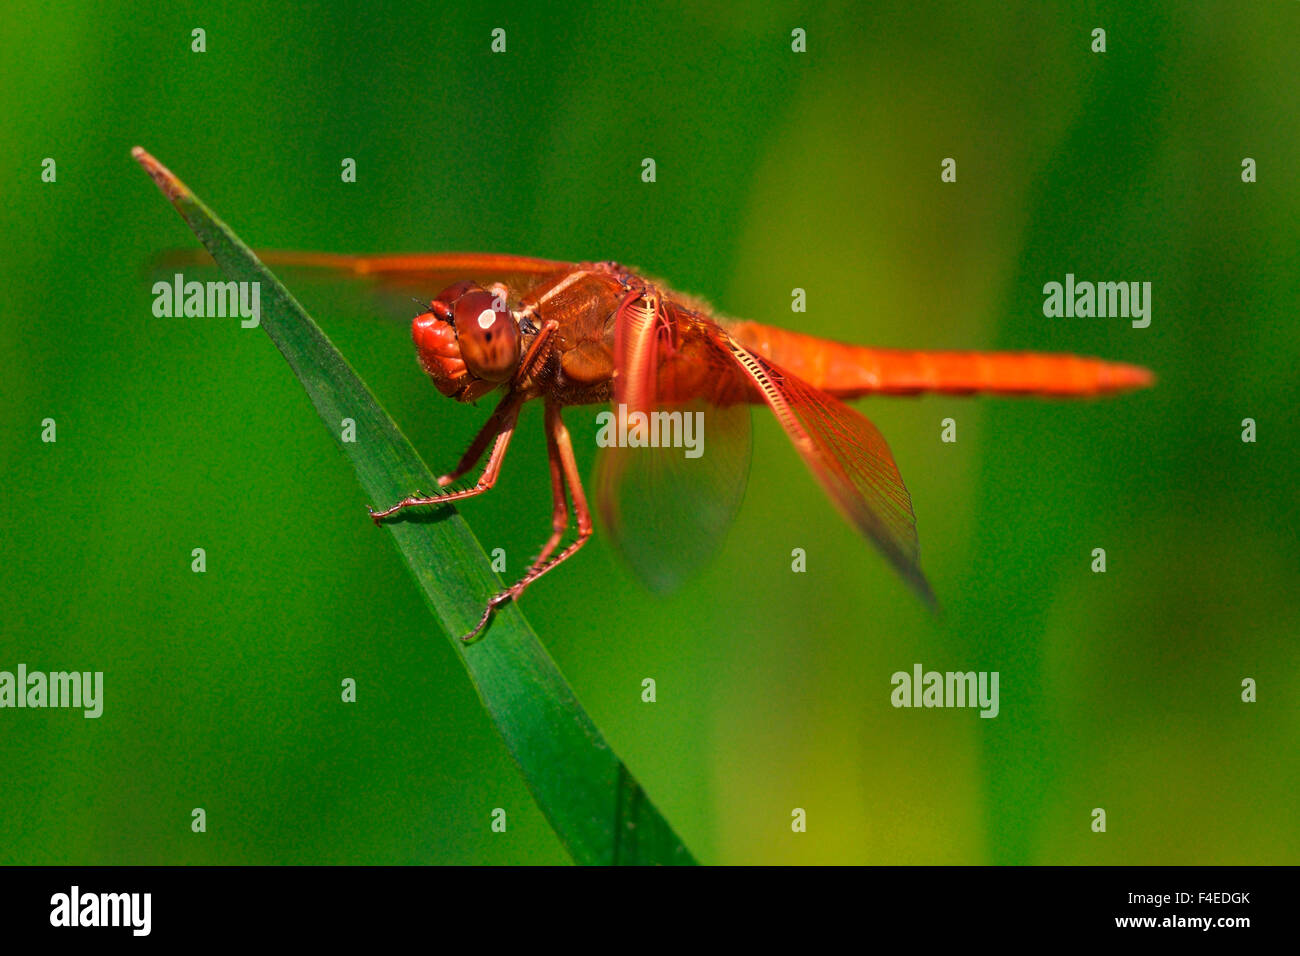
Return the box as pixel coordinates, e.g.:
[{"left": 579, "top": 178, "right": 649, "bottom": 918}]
[
  {"left": 461, "top": 402, "right": 593, "bottom": 642},
  {"left": 368, "top": 393, "right": 522, "bottom": 522},
  {"left": 431, "top": 391, "right": 523, "bottom": 489},
  {"left": 381, "top": 321, "right": 554, "bottom": 518}
]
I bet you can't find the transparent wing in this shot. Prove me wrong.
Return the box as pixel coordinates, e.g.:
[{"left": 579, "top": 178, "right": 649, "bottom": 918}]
[
  {"left": 149, "top": 249, "right": 575, "bottom": 323},
  {"left": 595, "top": 294, "right": 752, "bottom": 592},
  {"left": 595, "top": 399, "right": 751, "bottom": 592},
  {"left": 238, "top": 250, "right": 572, "bottom": 293},
  {"left": 722, "top": 337, "right": 935, "bottom": 607}
]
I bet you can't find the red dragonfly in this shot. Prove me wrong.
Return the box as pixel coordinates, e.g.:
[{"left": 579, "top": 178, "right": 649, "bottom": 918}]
[{"left": 260, "top": 251, "right": 1153, "bottom": 640}]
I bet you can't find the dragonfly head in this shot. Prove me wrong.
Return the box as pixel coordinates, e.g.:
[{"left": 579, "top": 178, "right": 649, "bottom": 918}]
[{"left": 413, "top": 281, "right": 523, "bottom": 402}]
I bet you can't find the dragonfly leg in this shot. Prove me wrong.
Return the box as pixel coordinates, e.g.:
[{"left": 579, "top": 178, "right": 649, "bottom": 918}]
[
  {"left": 514, "top": 319, "right": 559, "bottom": 384},
  {"left": 461, "top": 402, "right": 592, "bottom": 642},
  {"left": 433, "top": 391, "right": 522, "bottom": 489},
  {"left": 368, "top": 394, "right": 522, "bottom": 522},
  {"left": 530, "top": 411, "right": 571, "bottom": 568},
  {"left": 428, "top": 322, "right": 554, "bottom": 496}
]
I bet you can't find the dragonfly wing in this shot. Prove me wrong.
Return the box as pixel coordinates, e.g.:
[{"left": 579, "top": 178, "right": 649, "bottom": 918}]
[
  {"left": 594, "top": 400, "right": 752, "bottom": 593},
  {"left": 240, "top": 250, "right": 573, "bottom": 293},
  {"left": 722, "top": 336, "right": 936, "bottom": 607},
  {"left": 595, "top": 293, "right": 752, "bottom": 592},
  {"left": 150, "top": 249, "right": 576, "bottom": 323}
]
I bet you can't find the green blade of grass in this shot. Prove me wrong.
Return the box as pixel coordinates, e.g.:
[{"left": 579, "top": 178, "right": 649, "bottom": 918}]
[{"left": 132, "top": 147, "right": 695, "bottom": 866}]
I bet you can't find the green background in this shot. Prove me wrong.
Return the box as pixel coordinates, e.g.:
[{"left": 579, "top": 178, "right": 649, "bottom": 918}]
[{"left": 1, "top": 1, "right": 1296, "bottom": 864}]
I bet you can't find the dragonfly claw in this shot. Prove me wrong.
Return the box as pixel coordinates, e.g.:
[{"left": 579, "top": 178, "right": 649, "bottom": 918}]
[
  {"left": 460, "top": 604, "right": 496, "bottom": 643},
  {"left": 459, "top": 590, "right": 521, "bottom": 643}
]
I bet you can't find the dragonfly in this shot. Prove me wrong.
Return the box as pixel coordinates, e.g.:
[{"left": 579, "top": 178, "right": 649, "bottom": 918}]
[{"left": 254, "top": 250, "right": 1154, "bottom": 641}]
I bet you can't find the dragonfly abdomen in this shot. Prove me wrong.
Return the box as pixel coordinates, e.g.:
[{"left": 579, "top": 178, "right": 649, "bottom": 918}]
[{"left": 728, "top": 321, "right": 1153, "bottom": 398}]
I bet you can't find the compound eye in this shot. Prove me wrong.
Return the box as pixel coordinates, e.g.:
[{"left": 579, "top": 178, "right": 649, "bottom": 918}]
[
  {"left": 453, "top": 290, "right": 520, "bottom": 382},
  {"left": 430, "top": 279, "right": 479, "bottom": 322}
]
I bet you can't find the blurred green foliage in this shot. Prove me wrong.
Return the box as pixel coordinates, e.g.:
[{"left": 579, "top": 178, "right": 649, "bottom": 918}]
[{"left": 1, "top": 0, "right": 1295, "bottom": 864}]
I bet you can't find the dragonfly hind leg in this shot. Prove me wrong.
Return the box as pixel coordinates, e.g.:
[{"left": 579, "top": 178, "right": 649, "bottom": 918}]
[{"left": 461, "top": 402, "right": 593, "bottom": 642}]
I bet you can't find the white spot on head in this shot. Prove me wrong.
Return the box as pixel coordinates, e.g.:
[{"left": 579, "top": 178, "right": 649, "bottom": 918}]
[{"left": 477, "top": 309, "right": 496, "bottom": 330}]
